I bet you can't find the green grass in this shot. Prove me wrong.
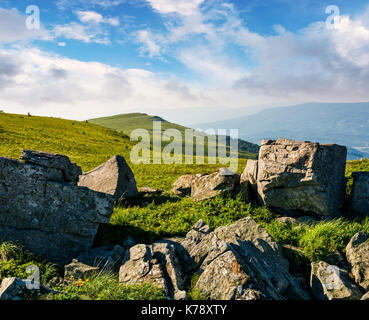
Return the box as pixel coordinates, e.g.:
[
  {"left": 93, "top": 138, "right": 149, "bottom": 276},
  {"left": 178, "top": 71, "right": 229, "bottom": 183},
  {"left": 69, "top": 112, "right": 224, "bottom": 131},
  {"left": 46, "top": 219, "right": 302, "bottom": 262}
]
[
  {"left": 51, "top": 272, "right": 167, "bottom": 300},
  {"left": 0, "top": 112, "right": 247, "bottom": 191},
  {"left": 0, "top": 242, "right": 58, "bottom": 284},
  {"left": 89, "top": 112, "right": 259, "bottom": 159},
  {"left": 1, "top": 111, "right": 369, "bottom": 299}
]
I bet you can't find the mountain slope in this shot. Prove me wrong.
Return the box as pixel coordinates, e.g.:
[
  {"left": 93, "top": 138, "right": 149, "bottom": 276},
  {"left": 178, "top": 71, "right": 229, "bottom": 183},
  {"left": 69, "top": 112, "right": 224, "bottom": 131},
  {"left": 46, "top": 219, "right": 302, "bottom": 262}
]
[
  {"left": 194, "top": 102, "right": 369, "bottom": 160},
  {"left": 89, "top": 113, "right": 260, "bottom": 158},
  {"left": 0, "top": 112, "right": 247, "bottom": 190}
]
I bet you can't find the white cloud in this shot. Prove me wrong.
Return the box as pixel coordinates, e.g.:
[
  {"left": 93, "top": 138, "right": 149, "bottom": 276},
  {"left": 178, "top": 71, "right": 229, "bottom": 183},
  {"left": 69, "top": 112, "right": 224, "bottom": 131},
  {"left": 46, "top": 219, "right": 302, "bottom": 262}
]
[
  {"left": 77, "top": 11, "right": 120, "bottom": 26},
  {"left": 77, "top": 11, "right": 104, "bottom": 24},
  {"left": 0, "top": 8, "right": 50, "bottom": 43},
  {"left": 146, "top": 0, "right": 205, "bottom": 16}
]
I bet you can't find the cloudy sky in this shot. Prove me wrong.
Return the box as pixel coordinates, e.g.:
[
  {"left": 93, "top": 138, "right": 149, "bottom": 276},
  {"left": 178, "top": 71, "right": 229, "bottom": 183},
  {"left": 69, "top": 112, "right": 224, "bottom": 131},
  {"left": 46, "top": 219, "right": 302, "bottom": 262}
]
[{"left": 0, "top": 0, "right": 369, "bottom": 124}]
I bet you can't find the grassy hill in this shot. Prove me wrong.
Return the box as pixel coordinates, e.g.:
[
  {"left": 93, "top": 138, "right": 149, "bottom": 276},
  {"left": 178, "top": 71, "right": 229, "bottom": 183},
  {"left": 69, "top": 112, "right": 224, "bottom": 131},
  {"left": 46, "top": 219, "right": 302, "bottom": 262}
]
[
  {"left": 0, "top": 112, "right": 247, "bottom": 190},
  {"left": 0, "top": 111, "right": 369, "bottom": 300},
  {"left": 88, "top": 113, "right": 259, "bottom": 159}
]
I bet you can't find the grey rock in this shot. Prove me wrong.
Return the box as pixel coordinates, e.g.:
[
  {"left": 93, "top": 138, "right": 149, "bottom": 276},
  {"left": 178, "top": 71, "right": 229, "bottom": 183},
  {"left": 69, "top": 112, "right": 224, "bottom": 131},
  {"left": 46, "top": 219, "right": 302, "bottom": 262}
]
[
  {"left": 276, "top": 217, "right": 301, "bottom": 226},
  {"left": 0, "top": 152, "right": 114, "bottom": 265},
  {"left": 240, "top": 159, "right": 258, "bottom": 188},
  {"left": 123, "top": 236, "right": 137, "bottom": 249},
  {"left": 119, "top": 244, "right": 167, "bottom": 294},
  {"left": 195, "top": 217, "right": 310, "bottom": 300},
  {"left": 349, "top": 172, "right": 369, "bottom": 217},
  {"left": 346, "top": 232, "right": 369, "bottom": 290},
  {"left": 78, "top": 155, "right": 138, "bottom": 201},
  {"left": 257, "top": 138, "right": 347, "bottom": 216},
  {"left": 64, "top": 259, "right": 99, "bottom": 281},
  {"left": 361, "top": 292, "right": 369, "bottom": 300},
  {"left": 139, "top": 187, "right": 163, "bottom": 196},
  {"left": 191, "top": 168, "right": 240, "bottom": 201},
  {"left": 0, "top": 278, "right": 29, "bottom": 300},
  {"left": 310, "top": 261, "right": 363, "bottom": 300},
  {"left": 173, "top": 174, "right": 203, "bottom": 196},
  {"left": 20, "top": 149, "right": 82, "bottom": 184}
]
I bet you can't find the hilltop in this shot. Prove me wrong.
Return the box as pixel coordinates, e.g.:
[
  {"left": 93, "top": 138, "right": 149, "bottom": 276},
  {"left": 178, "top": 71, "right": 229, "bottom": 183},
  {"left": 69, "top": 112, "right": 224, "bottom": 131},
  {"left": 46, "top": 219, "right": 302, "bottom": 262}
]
[
  {"left": 0, "top": 112, "right": 247, "bottom": 190},
  {"left": 89, "top": 113, "right": 260, "bottom": 158}
]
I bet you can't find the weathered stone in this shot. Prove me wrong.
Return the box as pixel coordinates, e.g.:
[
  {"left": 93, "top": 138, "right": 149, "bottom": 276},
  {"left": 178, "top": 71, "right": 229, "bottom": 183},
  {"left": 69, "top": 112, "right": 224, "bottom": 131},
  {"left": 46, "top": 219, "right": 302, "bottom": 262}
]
[
  {"left": 0, "top": 278, "right": 29, "bottom": 300},
  {"left": 195, "top": 218, "right": 310, "bottom": 300},
  {"left": 173, "top": 174, "right": 202, "bottom": 196},
  {"left": 361, "top": 292, "right": 369, "bottom": 300},
  {"left": 276, "top": 217, "right": 301, "bottom": 226},
  {"left": 64, "top": 260, "right": 99, "bottom": 281},
  {"left": 119, "top": 244, "right": 167, "bottom": 293},
  {"left": 195, "top": 250, "right": 252, "bottom": 300},
  {"left": 346, "top": 232, "right": 369, "bottom": 290},
  {"left": 152, "top": 242, "right": 186, "bottom": 300},
  {"left": 20, "top": 149, "right": 82, "bottom": 184},
  {"left": 310, "top": 261, "right": 363, "bottom": 300},
  {"left": 78, "top": 155, "right": 138, "bottom": 201},
  {"left": 191, "top": 168, "right": 240, "bottom": 202},
  {"left": 139, "top": 187, "right": 163, "bottom": 196},
  {"left": 0, "top": 152, "right": 115, "bottom": 265},
  {"left": 240, "top": 159, "right": 258, "bottom": 188},
  {"left": 349, "top": 172, "right": 369, "bottom": 217},
  {"left": 257, "top": 138, "right": 347, "bottom": 216}
]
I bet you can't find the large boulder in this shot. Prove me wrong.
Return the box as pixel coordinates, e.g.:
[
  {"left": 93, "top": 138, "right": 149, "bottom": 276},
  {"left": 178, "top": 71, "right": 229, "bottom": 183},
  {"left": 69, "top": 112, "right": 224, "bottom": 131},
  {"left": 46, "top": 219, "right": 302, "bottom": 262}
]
[
  {"left": 191, "top": 168, "right": 240, "bottom": 201},
  {"left": 78, "top": 155, "right": 138, "bottom": 201},
  {"left": 64, "top": 260, "right": 99, "bottom": 281},
  {"left": 349, "top": 172, "right": 369, "bottom": 217},
  {"left": 310, "top": 261, "right": 363, "bottom": 300},
  {"left": 20, "top": 149, "right": 82, "bottom": 184},
  {"left": 193, "top": 218, "right": 310, "bottom": 300},
  {"left": 256, "top": 138, "right": 347, "bottom": 216},
  {"left": 0, "top": 278, "right": 29, "bottom": 300},
  {"left": 119, "top": 244, "right": 167, "bottom": 293},
  {"left": 118, "top": 243, "right": 186, "bottom": 300},
  {"left": 0, "top": 151, "right": 114, "bottom": 265},
  {"left": 173, "top": 174, "right": 203, "bottom": 196},
  {"left": 346, "top": 232, "right": 369, "bottom": 290}
]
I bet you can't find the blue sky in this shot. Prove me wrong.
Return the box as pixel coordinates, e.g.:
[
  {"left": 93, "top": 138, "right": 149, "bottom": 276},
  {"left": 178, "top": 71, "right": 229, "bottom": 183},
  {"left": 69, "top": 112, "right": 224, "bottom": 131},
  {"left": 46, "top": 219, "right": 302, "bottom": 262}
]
[{"left": 0, "top": 0, "right": 369, "bottom": 124}]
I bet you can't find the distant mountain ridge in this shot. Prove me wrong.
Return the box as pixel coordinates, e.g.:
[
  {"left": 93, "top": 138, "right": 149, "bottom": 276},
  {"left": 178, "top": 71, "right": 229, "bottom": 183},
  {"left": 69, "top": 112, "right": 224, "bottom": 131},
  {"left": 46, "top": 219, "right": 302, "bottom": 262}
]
[{"left": 193, "top": 102, "right": 369, "bottom": 160}]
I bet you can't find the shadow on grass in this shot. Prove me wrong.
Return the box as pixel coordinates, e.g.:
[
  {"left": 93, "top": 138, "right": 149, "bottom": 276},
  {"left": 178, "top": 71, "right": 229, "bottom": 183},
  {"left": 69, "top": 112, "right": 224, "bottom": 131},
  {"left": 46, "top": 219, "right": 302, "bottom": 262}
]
[
  {"left": 94, "top": 223, "right": 184, "bottom": 247},
  {"left": 117, "top": 193, "right": 183, "bottom": 208}
]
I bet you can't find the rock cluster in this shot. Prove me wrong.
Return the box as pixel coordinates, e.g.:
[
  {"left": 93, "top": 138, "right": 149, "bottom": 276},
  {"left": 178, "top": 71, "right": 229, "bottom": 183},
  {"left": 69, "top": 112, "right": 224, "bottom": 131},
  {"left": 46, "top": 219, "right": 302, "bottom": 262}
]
[{"left": 0, "top": 150, "right": 115, "bottom": 264}]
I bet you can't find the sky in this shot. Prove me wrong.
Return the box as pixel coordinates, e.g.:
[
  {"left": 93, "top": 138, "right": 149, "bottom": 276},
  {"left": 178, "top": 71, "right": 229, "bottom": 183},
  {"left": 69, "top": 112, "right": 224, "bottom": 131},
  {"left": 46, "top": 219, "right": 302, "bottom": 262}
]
[{"left": 0, "top": 0, "right": 369, "bottom": 125}]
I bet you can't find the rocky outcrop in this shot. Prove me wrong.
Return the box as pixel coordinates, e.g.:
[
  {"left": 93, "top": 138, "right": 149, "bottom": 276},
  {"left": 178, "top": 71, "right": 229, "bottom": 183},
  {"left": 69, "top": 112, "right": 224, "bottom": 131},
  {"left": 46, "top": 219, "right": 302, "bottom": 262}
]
[
  {"left": 159, "top": 218, "right": 309, "bottom": 300},
  {"left": 0, "top": 150, "right": 114, "bottom": 265},
  {"left": 346, "top": 232, "right": 369, "bottom": 290},
  {"left": 173, "top": 174, "right": 202, "bottom": 196},
  {"left": 0, "top": 278, "right": 29, "bottom": 300},
  {"left": 78, "top": 155, "right": 138, "bottom": 201},
  {"left": 256, "top": 138, "right": 347, "bottom": 216},
  {"left": 64, "top": 260, "right": 99, "bottom": 281},
  {"left": 349, "top": 172, "right": 369, "bottom": 217},
  {"left": 118, "top": 243, "right": 186, "bottom": 300},
  {"left": 310, "top": 261, "right": 363, "bottom": 300},
  {"left": 191, "top": 168, "right": 240, "bottom": 202},
  {"left": 118, "top": 244, "right": 168, "bottom": 295}
]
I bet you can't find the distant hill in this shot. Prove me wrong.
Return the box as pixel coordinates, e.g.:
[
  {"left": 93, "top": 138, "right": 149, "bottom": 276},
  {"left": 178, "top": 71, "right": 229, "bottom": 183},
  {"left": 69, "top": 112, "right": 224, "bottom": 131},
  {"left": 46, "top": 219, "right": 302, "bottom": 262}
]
[
  {"left": 89, "top": 113, "right": 259, "bottom": 159},
  {"left": 193, "top": 102, "right": 369, "bottom": 160},
  {"left": 0, "top": 112, "right": 248, "bottom": 190}
]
